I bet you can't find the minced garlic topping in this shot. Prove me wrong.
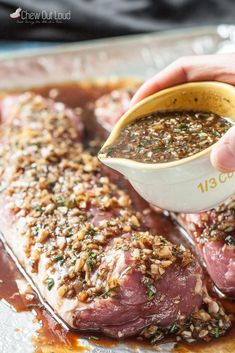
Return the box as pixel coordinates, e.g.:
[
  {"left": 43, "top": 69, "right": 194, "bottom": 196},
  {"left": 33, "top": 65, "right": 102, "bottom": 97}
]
[
  {"left": 0, "top": 93, "right": 192, "bottom": 301},
  {"left": 186, "top": 198, "right": 235, "bottom": 243},
  {"left": 0, "top": 92, "right": 230, "bottom": 343}
]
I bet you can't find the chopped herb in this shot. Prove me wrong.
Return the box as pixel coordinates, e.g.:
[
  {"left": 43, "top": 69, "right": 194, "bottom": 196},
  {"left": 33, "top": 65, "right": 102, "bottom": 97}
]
[
  {"left": 133, "top": 235, "right": 140, "bottom": 241},
  {"left": 170, "top": 323, "right": 178, "bottom": 333},
  {"left": 66, "top": 231, "right": 74, "bottom": 238},
  {"left": 225, "top": 235, "right": 234, "bottom": 246},
  {"left": 116, "top": 243, "right": 129, "bottom": 251},
  {"left": 142, "top": 139, "right": 151, "bottom": 147},
  {"left": 44, "top": 278, "right": 54, "bottom": 291},
  {"left": 90, "top": 336, "right": 99, "bottom": 340},
  {"left": 106, "top": 147, "right": 114, "bottom": 155},
  {"left": 211, "top": 129, "right": 220, "bottom": 137},
  {"left": 86, "top": 228, "right": 96, "bottom": 237},
  {"left": 31, "top": 141, "right": 42, "bottom": 148},
  {"left": 100, "top": 286, "right": 118, "bottom": 299},
  {"left": 160, "top": 236, "right": 167, "bottom": 244},
  {"left": 211, "top": 327, "right": 221, "bottom": 338},
  {"left": 34, "top": 205, "right": 43, "bottom": 212},
  {"left": 178, "top": 123, "right": 187, "bottom": 130},
  {"left": 53, "top": 254, "right": 64, "bottom": 262},
  {"left": 55, "top": 195, "right": 65, "bottom": 206},
  {"left": 86, "top": 251, "right": 97, "bottom": 269},
  {"left": 145, "top": 281, "right": 156, "bottom": 301},
  {"left": 32, "top": 226, "right": 40, "bottom": 236}
]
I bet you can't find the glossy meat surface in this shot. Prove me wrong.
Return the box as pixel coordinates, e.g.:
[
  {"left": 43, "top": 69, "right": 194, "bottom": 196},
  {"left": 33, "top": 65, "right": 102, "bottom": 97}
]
[{"left": 178, "top": 200, "right": 235, "bottom": 297}]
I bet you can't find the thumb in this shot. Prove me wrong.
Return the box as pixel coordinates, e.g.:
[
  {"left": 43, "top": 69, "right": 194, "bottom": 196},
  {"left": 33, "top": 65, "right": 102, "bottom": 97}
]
[{"left": 211, "top": 126, "right": 235, "bottom": 172}]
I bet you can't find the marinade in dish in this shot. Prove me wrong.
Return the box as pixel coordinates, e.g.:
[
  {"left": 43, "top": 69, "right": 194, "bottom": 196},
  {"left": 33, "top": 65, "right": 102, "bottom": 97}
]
[{"left": 102, "top": 111, "right": 232, "bottom": 163}]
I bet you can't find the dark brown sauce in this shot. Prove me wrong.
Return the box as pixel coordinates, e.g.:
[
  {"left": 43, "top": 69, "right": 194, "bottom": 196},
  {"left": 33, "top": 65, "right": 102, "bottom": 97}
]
[
  {"left": 174, "top": 325, "right": 235, "bottom": 353},
  {"left": 0, "top": 241, "right": 26, "bottom": 311},
  {"left": 0, "top": 80, "right": 235, "bottom": 353},
  {"left": 101, "top": 111, "right": 232, "bottom": 163},
  {"left": 0, "top": 242, "right": 89, "bottom": 352}
]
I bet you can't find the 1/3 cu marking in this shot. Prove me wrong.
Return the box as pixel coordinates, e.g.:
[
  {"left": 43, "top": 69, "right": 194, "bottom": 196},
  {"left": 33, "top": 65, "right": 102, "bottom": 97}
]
[{"left": 197, "top": 173, "right": 234, "bottom": 193}]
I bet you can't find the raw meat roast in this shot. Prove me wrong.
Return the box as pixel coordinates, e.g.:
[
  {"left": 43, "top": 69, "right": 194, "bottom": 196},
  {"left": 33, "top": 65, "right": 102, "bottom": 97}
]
[{"left": 0, "top": 93, "right": 230, "bottom": 342}]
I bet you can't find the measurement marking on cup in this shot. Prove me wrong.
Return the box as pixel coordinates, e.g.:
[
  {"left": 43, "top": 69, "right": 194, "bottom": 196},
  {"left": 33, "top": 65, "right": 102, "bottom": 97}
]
[{"left": 197, "top": 173, "right": 234, "bottom": 193}]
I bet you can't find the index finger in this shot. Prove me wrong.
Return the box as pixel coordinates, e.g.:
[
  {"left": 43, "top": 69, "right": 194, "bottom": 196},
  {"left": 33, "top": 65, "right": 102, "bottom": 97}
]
[{"left": 130, "top": 54, "right": 235, "bottom": 106}]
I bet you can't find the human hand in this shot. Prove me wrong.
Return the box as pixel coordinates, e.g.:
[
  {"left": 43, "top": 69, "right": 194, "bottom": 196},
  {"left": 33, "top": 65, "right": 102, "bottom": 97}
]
[{"left": 130, "top": 54, "right": 235, "bottom": 172}]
